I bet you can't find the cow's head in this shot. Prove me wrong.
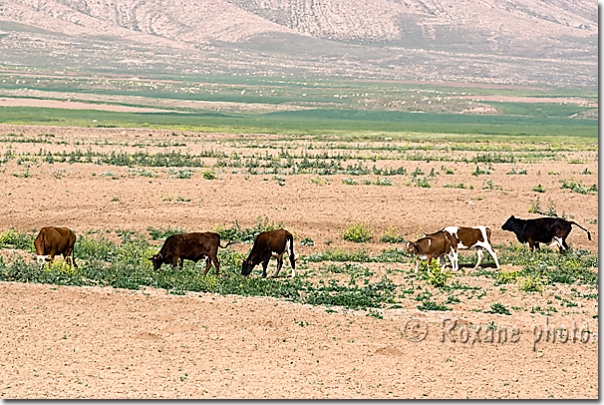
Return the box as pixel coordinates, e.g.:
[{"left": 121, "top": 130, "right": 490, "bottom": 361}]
[
  {"left": 149, "top": 252, "right": 164, "bottom": 271},
  {"left": 241, "top": 259, "right": 254, "bottom": 276},
  {"left": 501, "top": 215, "right": 516, "bottom": 231},
  {"left": 406, "top": 241, "right": 417, "bottom": 256}
]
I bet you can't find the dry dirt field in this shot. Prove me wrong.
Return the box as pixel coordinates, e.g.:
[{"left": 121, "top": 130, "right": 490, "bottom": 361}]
[{"left": 0, "top": 124, "right": 598, "bottom": 399}]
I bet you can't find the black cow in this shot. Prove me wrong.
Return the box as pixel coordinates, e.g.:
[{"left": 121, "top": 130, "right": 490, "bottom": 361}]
[
  {"left": 501, "top": 215, "right": 592, "bottom": 253},
  {"left": 241, "top": 229, "right": 296, "bottom": 278},
  {"left": 149, "top": 232, "right": 234, "bottom": 275}
]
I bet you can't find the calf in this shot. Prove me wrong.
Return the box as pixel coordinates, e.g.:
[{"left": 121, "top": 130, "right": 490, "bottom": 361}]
[
  {"left": 501, "top": 215, "right": 592, "bottom": 253},
  {"left": 406, "top": 230, "right": 456, "bottom": 274},
  {"left": 34, "top": 227, "right": 77, "bottom": 268},
  {"left": 435, "top": 226, "right": 500, "bottom": 271},
  {"left": 241, "top": 229, "right": 295, "bottom": 278},
  {"left": 149, "top": 232, "right": 234, "bottom": 275}
]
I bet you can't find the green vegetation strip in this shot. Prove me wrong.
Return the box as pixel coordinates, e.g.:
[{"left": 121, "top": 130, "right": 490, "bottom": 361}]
[
  {"left": 0, "top": 226, "right": 597, "bottom": 312},
  {"left": 0, "top": 106, "right": 596, "bottom": 138}
]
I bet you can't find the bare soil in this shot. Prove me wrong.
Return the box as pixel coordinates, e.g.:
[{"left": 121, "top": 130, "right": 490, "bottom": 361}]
[{"left": 0, "top": 124, "right": 598, "bottom": 399}]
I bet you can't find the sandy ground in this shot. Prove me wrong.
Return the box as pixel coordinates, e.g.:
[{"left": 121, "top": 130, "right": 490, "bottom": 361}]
[
  {"left": 0, "top": 282, "right": 598, "bottom": 399},
  {"left": 0, "top": 124, "right": 598, "bottom": 398}
]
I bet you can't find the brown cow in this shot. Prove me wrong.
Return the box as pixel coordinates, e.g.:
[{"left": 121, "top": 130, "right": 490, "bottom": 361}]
[
  {"left": 149, "top": 232, "right": 234, "bottom": 275},
  {"left": 34, "top": 227, "right": 77, "bottom": 268},
  {"left": 406, "top": 230, "right": 456, "bottom": 274},
  {"left": 241, "top": 229, "right": 295, "bottom": 278}
]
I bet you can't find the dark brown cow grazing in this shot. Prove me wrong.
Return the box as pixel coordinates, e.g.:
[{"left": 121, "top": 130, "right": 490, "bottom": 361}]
[
  {"left": 241, "top": 229, "right": 295, "bottom": 278},
  {"left": 149, "top": 232, "right": 234, "bottom": 275},
  {"left": 406, "top": 230, "right": 456, "bottom": 274},
  {"left": 501, "top": 215, "right": 591, "bottom": 253},
  {"left": 34, "top": 227, "right": 77, "bottom": 268}
]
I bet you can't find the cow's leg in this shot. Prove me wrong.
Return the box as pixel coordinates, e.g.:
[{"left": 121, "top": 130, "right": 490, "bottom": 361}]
[
  {"left": 203, "top": 257, "right": 212, "bottom": 275},
  {"left": 554, "top": 236, "right": 569, "bottom": 254},
  {"left": 48, "top": 250, "right": 56, "bottom": 266},
  {"left": 64, "top": 247, "right": 76, "bottom": 268},
  {"left": 71, "top": 251, "right": 77, "bottom": 268},
  {"left": 272, "top": 255, "right": 284, "bottom": 278},
  {"left": 449, "top": 249, "right": 458, "bottom": 271},
  {"left": 414, "top": 258, "right": 419, "bottom": 274},
  {"left": 261, "top": 256, "right": 270, "bottom": 278},
  {"left": 439, "top": 255, "right": 446, "bottom": 270},
  {"left": 427, "top": 256, "right": 433, "bottom": 275},
  {"left": 212, "top": 256, "right": 221, "bottom": 277},
  {"left": 484, "top": 245, "right": 500, "bottom": 269},
  {"left": 473, "top": 247, "right": 484, "bottom": 270}
]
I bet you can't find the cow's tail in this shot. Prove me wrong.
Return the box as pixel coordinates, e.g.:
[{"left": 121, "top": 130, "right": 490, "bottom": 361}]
[
  {"left": 570, "top": 221, "right": 592, "bottom": 241},
  {"left": 286, "top": 234, "right": 296, "bottom": 262},
  {"left": 219, "top": 240, "right": 237, "bottom": 249}
]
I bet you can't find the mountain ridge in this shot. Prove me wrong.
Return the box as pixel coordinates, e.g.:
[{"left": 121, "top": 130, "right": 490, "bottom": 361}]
[{"left": 0, "top": 0, "right": 597, "bottom": 86}]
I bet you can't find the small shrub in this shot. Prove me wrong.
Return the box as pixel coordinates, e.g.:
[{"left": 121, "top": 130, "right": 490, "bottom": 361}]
[
  {"left": 374, "top": 177, "right": 392, "bottom": 186},
  {"left": 443, "top": 183, "right": 466, "bottom": 189},
  {"left": 300, "top": 237, "right": 314, "bottom": 246},
  {"left": 342, "top": 178, "right": 358, "bottom": 185},
  {"left": 311, "top": 177, "right": 329, "bottom": 186},
  {"left": 413, "top": 177, "right": 431, "bottom": 188},
  {"left": 494, "top": 271, "right": 518, "bottom": 285},
  {"left": 518, "top": 275, "right": 544, "bottom": 293},
  {"left": 342, "top": 222, "right": 372, "bottom": 243},
  {"left": 486, "top": 303, "right": 511, "bottom": 315},
  {"left": 425, "top": 261, "right": 451, "bottom": 288},
  {"left": 203, "top": 169, "right": 216, "bottom": 180},
  {"left": 528, "top": 196, "right": 542, "bottom": 214},
  {"left": 380, "top": 226, "right": 405, "bottom": 244},
  {"left": 561, "top": 179, "right": 597, "bottom": 194},
  {"left": 173, "top": 169, "right": 192, "bottom": 179},
  {"left": 532, "top": 184, "right": 545, "bottom": 193},
  {"left": 417, "top": 300, "right": 451, "bottom": 311},
  {"left": 471, "top": 165, "right": 491, "bottom": 176},
  {"left": 0, "top": 228, "right": 36, "bottom": 251}
]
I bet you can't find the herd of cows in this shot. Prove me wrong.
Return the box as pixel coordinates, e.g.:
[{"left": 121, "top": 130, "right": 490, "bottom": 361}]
[{"left": 30, "top": 215, "right": 592, "bottom": 278}]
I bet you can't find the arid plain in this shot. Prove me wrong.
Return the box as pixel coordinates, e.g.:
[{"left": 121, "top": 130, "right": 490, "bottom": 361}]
[{"left": 0, "top": 123, "right": 597, "bottom": 398}]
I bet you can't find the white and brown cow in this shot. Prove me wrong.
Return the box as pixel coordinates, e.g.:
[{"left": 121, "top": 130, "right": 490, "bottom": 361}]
[{"left": 438, "top": 226, "right": 500, "bottom": 271}]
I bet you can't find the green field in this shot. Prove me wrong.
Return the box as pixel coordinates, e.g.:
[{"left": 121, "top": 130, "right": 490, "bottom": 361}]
[
  {"left": 0, "top": 105, "right": 597, "bottom": 139},
  {"left": 0, "top": 69, "right": 597, "bottom": 139}
]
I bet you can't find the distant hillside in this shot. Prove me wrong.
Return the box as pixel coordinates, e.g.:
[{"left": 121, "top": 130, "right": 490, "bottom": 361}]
[{"left": 0, "top": 0, "right": 597, "bottom": 86}]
